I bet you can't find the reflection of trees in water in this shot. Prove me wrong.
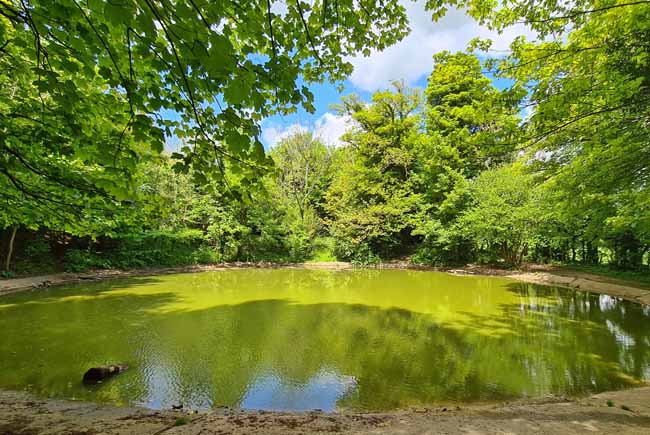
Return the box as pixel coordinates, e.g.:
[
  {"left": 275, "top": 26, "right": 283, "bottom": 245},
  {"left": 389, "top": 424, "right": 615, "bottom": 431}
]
[
  {"left": 0, "top": 274, "right": 649, "bottom": 411},
  {"left": 511, "top": 283, "right": 650, "bottom": 381}
]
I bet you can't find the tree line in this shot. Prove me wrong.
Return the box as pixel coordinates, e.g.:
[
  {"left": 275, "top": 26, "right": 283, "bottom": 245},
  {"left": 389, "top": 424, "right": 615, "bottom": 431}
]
[{"left": 0, "top": 0, "right": 648, "bottom": 273}]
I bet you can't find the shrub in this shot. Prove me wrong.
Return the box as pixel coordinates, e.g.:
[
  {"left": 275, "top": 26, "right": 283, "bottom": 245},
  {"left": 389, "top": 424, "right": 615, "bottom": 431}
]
[{"left": 63, "top": 230, "right": 221, "bottom": 272}]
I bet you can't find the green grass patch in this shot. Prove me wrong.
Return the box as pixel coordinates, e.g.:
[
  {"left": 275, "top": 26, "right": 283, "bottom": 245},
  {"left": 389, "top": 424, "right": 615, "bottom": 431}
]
[{"left": 174, "top": 417, "right": 189, "bottom": 426}]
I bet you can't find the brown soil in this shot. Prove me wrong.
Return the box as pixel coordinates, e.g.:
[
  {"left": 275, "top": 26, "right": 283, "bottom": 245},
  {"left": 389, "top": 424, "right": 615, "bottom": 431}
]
[
  {"left": 2, "top": 387, "right": 650, "bottom": 434},
  {"left": 504, "top": 267, "right": 650, "bottom": 306}
]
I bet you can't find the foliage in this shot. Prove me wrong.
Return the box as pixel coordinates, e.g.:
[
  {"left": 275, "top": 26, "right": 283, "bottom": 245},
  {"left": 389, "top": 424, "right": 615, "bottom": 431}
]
[
  {"left": 326, "top": 82, "right": 424, "bottom": 261},
  {"left": 271, "top": 132, "right": 332, "bottom": 223},
  {"left": 0, "top": 0, "right": 411, "bottom": 198},
  {"left": 63, "top": 230, "right": 218, "bottom": 272},
  {"left": 490, "top": 0, "right": 650, "bottom": 268},
  {"left": 174, "top": 418, "right": 188, "bottom": 427},
  {"left": 424, "top": 51, "right": 523, "bottom": 179},
  {"left": 411, "top": 51, "right": 523, "bottom": 265},
  {"left": 308, "top": 237, "right": 337, "bottom": 262},
  {"left": 456, "top": 165, "right": 541, "bottom": 266},
  {"left": 2, "top": 1, "right": 649, "bottom": 273}
]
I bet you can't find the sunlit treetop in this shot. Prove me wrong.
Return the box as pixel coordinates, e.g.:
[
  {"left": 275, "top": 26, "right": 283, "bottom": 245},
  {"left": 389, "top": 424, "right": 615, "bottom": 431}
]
[{"left": 426, "top": 0, "right": 648, "bottom": 36}]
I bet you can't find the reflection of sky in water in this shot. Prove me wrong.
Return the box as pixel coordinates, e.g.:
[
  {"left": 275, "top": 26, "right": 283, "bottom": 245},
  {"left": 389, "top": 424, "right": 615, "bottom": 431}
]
[
  {"left": 241, "top": 369, "right": 357, "bottom": 412},
  {"left": 606, "top": 319, "right": 636, "bottom": 348},
  {"left": 135, "top": 365, "right": 357, "bottom": 411}
]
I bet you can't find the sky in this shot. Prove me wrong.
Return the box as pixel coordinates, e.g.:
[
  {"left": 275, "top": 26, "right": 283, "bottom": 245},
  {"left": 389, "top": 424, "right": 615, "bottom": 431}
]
[
  {"left": 259, "top": 1, "right": 535, "bottom": 149},
  {"left": 166, "top": 0, "right": 535, "bottom": 152}
]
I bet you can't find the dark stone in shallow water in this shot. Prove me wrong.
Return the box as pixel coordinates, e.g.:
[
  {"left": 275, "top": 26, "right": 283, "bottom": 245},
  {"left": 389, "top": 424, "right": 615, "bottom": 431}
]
[{"left": 82, "top": 364, "right": 128, "bottom": 385}]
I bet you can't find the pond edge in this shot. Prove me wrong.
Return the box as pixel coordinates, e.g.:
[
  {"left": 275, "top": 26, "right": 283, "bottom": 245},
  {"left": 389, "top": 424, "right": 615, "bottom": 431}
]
[{"left": 2, "top": 262, "right": 649, "bottom": 306}]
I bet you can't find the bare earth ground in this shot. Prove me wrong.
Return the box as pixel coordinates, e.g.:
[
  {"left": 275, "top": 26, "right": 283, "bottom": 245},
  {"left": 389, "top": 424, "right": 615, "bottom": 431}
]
[
  {"left": 2, "top": 262, "right": 650, "bottom": 434},
  {"left": 2, "top": 387, "right": 650, "bottom": 435}
]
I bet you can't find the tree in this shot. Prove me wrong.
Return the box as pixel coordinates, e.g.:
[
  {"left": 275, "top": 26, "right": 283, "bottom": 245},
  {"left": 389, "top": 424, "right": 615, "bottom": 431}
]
[
  {"left": 0, "top": 12, "right": 159, "bottom": 239},
  {"left": 271, "top": 132, "right": 331, "bottom": 223},
  {"left": 424, "top": 51, "right": 523, "bottom": 179},
  {"left": 473, "top": 0, "right": 650, "bottom": 268},
  {"left": 0, "top": 0, "right": 415, "bottom": 268},
  {"left": 411, "top": 52, "right": 523, "bottom": 265},
  {"left": 457, "top": 164, "right": 541, "bottom": 265},
  {"left": 0, "top": 0, "right": 412, "bottom": 191},
  {"left": 326, "top": 82, "right": 424, "bottom": 260}
]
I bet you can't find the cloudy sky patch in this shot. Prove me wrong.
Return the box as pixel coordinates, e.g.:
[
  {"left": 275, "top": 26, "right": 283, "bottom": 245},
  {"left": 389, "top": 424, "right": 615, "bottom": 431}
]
[{"left": 259, "top": 0, "right": 535, "bottom": 149}]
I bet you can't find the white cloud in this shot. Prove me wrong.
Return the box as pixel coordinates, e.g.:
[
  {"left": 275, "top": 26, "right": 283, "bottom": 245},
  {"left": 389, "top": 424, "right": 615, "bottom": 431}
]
[
  {"left": 261, "top": 123, "right": 308, "bottom": 148},
  {"left": 314, "top": 113, "right": 351, "bottom": 147},
  {"left": 262, "top": 112, "right": 352, "bottom": 148},
  {"left": 347, "top": 1, "right": 536, "bottom": 91}
]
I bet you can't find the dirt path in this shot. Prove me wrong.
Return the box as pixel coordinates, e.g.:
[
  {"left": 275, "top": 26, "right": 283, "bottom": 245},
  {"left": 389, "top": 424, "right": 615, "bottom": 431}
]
[{"left": 2, "top": 387, "right": 650, "bottom": 434}]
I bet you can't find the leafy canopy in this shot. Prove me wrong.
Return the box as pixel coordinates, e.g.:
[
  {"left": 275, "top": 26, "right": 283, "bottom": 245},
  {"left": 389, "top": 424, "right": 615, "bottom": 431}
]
[{"left": 0, "top": 0, "right": 411, "bottom": 181}]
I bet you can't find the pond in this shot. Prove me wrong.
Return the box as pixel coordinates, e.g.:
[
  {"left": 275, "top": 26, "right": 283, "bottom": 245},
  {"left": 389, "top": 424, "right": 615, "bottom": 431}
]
[{"left": 1, "top": 268, "right": 649, "bottom": 412}]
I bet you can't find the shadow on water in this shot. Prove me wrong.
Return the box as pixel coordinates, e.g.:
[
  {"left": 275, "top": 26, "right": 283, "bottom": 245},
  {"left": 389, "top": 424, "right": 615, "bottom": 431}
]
[{"left": 1, "top": 271, "right": 649, "bottom": 411}]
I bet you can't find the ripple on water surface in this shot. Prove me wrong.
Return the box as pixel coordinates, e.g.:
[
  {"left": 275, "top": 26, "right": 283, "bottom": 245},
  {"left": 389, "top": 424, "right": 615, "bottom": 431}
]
[{"left": 0, "top": 268, "right": 649, "bottom": 411}]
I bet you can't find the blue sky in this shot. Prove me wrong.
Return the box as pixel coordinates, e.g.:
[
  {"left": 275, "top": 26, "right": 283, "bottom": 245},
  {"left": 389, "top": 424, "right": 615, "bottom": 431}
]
[
  {"left": 166, "top": 1, "right": 533, "bottom": 152},
  {"left": 258, "top": 1, "right": 534, "bottom": 149}
]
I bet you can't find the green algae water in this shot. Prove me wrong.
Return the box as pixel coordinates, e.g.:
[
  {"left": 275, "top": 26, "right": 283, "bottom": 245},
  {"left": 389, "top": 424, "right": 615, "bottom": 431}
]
[{"left": 1, "top": 269, "right": 649, "bottom": 412}]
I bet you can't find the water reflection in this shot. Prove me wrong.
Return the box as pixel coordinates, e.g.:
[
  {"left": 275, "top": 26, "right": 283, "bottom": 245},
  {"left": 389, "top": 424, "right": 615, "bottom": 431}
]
[{"left": 0, "top": 269, "right": 649, "bottom": 411}]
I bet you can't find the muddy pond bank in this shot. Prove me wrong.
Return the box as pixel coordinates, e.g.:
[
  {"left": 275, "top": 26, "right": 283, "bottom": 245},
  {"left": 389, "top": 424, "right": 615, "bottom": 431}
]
[{"left": 2, "top": 387, "right": 650, "bottom": 434}]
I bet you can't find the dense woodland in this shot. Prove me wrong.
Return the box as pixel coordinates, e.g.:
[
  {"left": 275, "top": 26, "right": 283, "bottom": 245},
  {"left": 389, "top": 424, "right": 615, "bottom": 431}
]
[{"left": 0, "top": 0, "right": 648, "bottom": 275}]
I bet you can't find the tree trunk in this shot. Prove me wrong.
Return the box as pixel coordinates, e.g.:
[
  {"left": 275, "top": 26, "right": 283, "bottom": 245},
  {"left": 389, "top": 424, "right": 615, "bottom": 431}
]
[
  {"left": 4, "top": 226, "right": 17, "bottom": 272},
  {"left": 586, "top": 239, "right": 599, "bottom": 264},
  {"left": 571, "top": 237, "right": 576, "bottom": 263}
]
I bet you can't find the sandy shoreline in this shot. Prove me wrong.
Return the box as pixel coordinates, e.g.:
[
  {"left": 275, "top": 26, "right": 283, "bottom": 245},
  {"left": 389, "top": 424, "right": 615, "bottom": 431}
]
[{"left": 2, "top": 386, "right": 650, "bottom": 434}]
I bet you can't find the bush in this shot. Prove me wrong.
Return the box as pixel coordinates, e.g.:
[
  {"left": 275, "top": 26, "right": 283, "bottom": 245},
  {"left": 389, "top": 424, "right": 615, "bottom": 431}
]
[
  {"left": 334, "top": 241, "right": 381, "bottom": 265},
  {"left": 63, "top": 230, "right": 221, "bottom": 272},
  {"left": 64, "top": 249, "right": 113, "bottom": 272},
  {"left": 309, "top": 237, "right": 337, "bottom": 262}
]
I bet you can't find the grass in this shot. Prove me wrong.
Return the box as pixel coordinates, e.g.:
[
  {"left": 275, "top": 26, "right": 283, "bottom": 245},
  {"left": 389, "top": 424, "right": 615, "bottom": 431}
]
[
  {"left": 607, "top": 400, "right": 614, "bottom": 407},
  {"left": 174, "top": 417, "right": 188, "bottom": 426}
]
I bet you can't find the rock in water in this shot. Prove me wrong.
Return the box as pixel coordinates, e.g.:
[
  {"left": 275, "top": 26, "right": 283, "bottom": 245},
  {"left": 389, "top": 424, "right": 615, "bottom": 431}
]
[{"left": 82, "top": 364, "right": 128, "bottom": 385}]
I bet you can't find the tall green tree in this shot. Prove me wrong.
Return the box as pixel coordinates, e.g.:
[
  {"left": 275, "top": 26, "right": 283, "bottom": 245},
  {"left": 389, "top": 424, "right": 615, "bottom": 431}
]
[
  {"left": 270, "top": 132, "right": 331, "bottom": 223},
  {"left": 326, "top": 82, "right": 424, "bottom": 261},
  {"left": 412, "top": 52, "right": 523, "bottom": 265},
  {"left": 475, "top": 0, "right": 650, "bottom": 268},
  {"left": 456, "top": 164, "right": 541, "bottom": 265},
  {"left": 424, "top": 51, "right": 522, "bottom": 180},
  {"left": 0, "top": 0, "right": 414, "bottom": 267}
]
